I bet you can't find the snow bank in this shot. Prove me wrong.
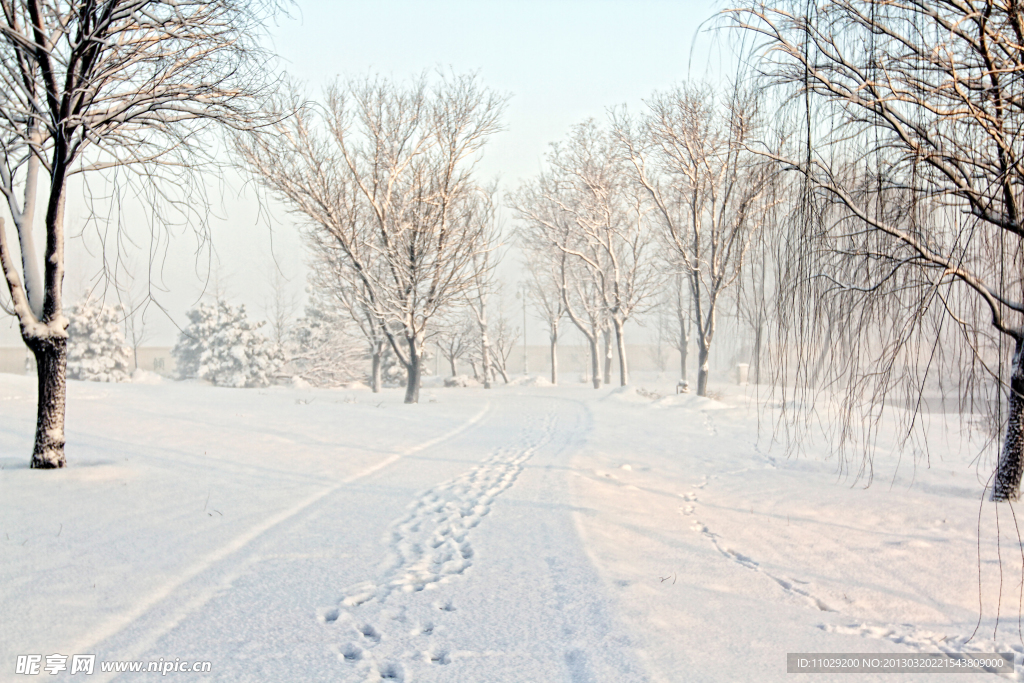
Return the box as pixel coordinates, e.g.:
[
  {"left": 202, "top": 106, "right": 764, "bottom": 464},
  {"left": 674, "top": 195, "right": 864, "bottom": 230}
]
[
  {"left": 605, "top": 386, "right": 654, "bottom": 403},
  {"left": 130, "top": 369, "right": 164, "bottom": 385},
  {"left": 443, "top": 374, "right": 481, "bottom": 388}
]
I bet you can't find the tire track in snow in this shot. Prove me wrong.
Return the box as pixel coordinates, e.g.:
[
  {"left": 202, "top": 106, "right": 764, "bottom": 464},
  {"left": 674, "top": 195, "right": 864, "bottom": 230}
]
[
  {"left": 71, "top": 402, "right": 492, "bottom": 680},
  {"left": 321, "top": 413, "right": 558, "bottom": 682}
]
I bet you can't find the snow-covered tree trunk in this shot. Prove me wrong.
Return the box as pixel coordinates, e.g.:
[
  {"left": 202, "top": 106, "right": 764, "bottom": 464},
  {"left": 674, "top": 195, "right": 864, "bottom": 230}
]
[
  {"left": 477, "top": 301, "right": 493, "bottom": 390},
  {"left": 550, "top": 320, "right": 559, "bottom": 385},
  {"left": 493, "top": 363, "right": 510, "bottom": 383},
  {"left": 696, "top": 332, "right": 713, "bottom": 398},
  {"left": 613, "top": 318, "right": 628, "bottom": 387},
  {"left": 588, "top": 336, "right": 601, "bottom": 389},
  {"left": 994, "top": 339, "right": 1024, "bottom": 501},
  {"left": 371, "top": 341, "right": 384, "bottom": 393},
  {"left": 481, "top": 333, "right": 492, "bottom": 389},
  {"left": 27, "top": 337, "right": 67, "bottom": 469},
  {"left": 679, "top": 317, "right": 689, "bottom": 382},
  {"left": 677, "top": 277, "right": 690, "bottom": 382},
  {"left": 693, "top": 276, "right": 716, "bottom": 397},
  {"left": 598, "top": 329, "right": 606, "bottom": 387}
]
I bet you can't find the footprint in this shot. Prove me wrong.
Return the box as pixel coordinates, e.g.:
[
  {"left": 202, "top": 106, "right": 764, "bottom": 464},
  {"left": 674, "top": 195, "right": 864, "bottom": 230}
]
[
  {"left": 339, "top": 644, "right": 363, "bottom": 662},
  {"left": 320, "top": 416, "right": 559, "bottom": 677},
  {"left": 410, "top": 621, "right": 434, "bottom": 636},
  {"left": 359, "top": 623, "right": 381, "bottom": 642},
  {"left": 723, "top": 547, "right": 758, "bottom": 569},
  {"left": 379, "top": 661, "right": 405, "bottom": 681}
]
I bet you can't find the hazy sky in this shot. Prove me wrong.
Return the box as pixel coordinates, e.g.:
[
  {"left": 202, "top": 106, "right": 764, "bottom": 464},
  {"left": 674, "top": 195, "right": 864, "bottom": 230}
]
[{"left": 3, "top": 0, "right": 728, "bottom": 346}]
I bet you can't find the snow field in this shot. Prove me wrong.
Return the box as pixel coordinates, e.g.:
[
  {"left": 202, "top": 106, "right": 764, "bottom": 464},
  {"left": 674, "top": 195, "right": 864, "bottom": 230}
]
[
  {"left": 574, "top": 378, "right": 1015, "bottom": 681},
  {"left": 0, "top": 372, "right": 1019, "bottom": 682}
]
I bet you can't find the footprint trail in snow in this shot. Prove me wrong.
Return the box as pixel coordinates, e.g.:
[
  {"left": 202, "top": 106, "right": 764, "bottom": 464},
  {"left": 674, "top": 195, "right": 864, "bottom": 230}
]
[{"left": 320, "top": 414, "right": 557, "bottom": 681}]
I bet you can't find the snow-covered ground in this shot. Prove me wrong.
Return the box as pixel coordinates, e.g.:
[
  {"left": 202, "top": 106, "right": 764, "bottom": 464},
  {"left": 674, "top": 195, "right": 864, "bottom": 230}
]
[{"left": 0, "top": 372, "right": 1018, "bottom": 681}]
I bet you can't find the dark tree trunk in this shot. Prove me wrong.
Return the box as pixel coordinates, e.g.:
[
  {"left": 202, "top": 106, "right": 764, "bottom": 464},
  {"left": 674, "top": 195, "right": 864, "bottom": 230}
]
[
  {"left": 994, "top": 338, "right": 1024, "bottom": 501},
  {"left": 613, "top": 318, "right": 628, "bottom": 387},
  {"left": 28, "top": 335, "right": 67, "bottom": 469},
  {"left": 403, "top": 343, "right": 421, "bottom": 404},
  {"left": 449, "top": 356, "right": 458, "bottom": 377}
]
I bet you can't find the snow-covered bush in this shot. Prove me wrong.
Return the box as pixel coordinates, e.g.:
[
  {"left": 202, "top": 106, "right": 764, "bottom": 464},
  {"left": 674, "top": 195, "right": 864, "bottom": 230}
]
[
  {"left": 66, "top": 297, "right": 133, "bottom": 382},
  {"left": 172, "top": 300, "right": 284, "bottom": 388}
]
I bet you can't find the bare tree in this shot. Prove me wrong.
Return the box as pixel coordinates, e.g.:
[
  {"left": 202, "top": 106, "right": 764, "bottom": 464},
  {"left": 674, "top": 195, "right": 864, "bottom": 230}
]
[
  {"left": 287, "top": 280, "right": 364, "bottom": 388},
  {"left": 659, "top": 271, "right": 692, "bottom": 383},
  {"left": 522, "top": 239, "right": 567, "bottom": 385},
  {"left": 511, "top": 120, "right": 658, "bottom": 387},
  {"left": 0, "top": 0, "right": 280, "bottom": 468},
  {"left": 121, "top": 286, "right": 150, "bottom": 372},
  {"left": 435, "top": 312, "right": 474, "bottom": 378},
  {"left": 616, "top": 83, "right": 775, "bottom": 396},
  {"left": 237, "top": 74, "right": 506, "bottom": 403},
  {"left": 263, "top": 264, "right": 299, "bottom": 348},
  {"left": 513, "top": 176, "right": 602, "bottom": 388},
  {"left": 304, "top": 232, "right": 390, "bottom": 392},
  {"left": 487, "top": 297, "right": 520, "bottom": 384},
  {"left": 731, "top": 1, "right": 1024, "bottom": 498},
  {"left": 463, "top": 189, "right": 502, "bottom": 389}
]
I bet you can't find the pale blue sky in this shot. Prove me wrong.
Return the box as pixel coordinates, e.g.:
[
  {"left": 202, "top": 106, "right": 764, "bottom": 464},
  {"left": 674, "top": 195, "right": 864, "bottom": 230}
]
[
  {"left": 272, "top": 0, "right": 727, "bottom": 184},
  {"left": 4, "top": 0, "right": 731, "bottom": 346}
]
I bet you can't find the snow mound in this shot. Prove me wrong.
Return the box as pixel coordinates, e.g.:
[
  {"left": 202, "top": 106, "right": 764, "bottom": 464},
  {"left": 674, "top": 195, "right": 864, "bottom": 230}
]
[
  {"left": 652, "top": 394, "right": 728, "bottom": 410},
  {"left": 509, "top": 375, "right": 553, "bottom": 387},
  {"left": 130, "top": 369, "right": 164, "bottom": 385},
  {"left": 444, "top": 375, "right": 480, "bottom": 388}
]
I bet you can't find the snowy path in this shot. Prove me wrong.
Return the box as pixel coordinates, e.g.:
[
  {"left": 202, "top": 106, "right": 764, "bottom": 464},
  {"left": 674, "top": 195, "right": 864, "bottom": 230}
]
[{"left": 4, "top": 385, "right": 643, "bottom": 682}]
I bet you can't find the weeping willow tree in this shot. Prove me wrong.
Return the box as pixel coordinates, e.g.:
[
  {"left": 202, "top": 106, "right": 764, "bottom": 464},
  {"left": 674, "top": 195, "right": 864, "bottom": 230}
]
[{"left": 731, "top": 1, "right": 1024, "bottom": 498}]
